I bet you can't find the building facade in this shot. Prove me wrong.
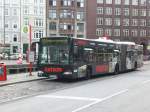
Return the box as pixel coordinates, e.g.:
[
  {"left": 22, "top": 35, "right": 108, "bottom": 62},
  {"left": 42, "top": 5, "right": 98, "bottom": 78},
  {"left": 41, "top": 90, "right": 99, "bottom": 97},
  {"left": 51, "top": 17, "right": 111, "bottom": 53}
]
[
  {"left": 21, "top": 0, "right": 46, "bottom": 54},
  {"left": 46, "top": 0, "right": 86, "bottom": 38},
  {"left": 87, "top": 0, "right": 150, "bottom": 54},
  {"left": 0, "top": 0, "right": 21, "bottom": 54},
  {"left": 0, "top": 0, "right": 46, "bottom": 54}
]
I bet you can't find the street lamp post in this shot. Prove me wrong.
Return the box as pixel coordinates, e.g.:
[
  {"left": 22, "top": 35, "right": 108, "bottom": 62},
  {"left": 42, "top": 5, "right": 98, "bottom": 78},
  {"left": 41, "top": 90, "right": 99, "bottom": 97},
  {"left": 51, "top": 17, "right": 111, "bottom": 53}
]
[{"left": 3, "top": 0, "right": 5, "bottom": 45}]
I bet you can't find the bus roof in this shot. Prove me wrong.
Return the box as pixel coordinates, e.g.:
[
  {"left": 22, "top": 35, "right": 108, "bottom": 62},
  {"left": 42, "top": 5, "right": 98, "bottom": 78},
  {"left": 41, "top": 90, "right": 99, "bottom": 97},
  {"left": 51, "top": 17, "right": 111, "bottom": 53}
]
[
  {"left": 115, "top": 41, "right": 136, "bottom": 45},
  {"left": 75, "top": 37, "right": 115, "bottom": 44}
]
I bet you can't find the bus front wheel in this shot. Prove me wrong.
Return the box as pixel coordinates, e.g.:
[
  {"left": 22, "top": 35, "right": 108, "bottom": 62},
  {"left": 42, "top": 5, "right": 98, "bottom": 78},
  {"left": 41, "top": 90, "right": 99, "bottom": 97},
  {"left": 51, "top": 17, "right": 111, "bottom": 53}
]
[{"left": 86, "top": 69, "right": 91, "bottom": 79}]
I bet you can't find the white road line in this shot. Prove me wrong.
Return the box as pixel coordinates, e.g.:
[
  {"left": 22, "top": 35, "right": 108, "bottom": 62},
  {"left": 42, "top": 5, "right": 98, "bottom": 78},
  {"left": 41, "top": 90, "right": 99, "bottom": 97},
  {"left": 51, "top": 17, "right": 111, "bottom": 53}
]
[
  {"left": 37, "top": 95, "right": 100, "bottom": 101},
  {"left": 72, "top": 100, "right": 100, "bottom": 112},
  {"left": 72, "top": 89, "right": 128, "bottom": 112},
  {"left": 142, "top": 80, "right": 150, "bottom": 84},
  {"left": 37, "top": 89, "right": 128, "bottom": 112}
]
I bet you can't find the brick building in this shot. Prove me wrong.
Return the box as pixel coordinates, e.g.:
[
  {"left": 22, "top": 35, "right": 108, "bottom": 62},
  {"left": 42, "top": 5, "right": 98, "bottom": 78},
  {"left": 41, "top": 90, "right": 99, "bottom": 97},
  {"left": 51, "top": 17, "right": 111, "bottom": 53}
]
[
  {"left": 46, "top": 0, "right": 86, "bottom": 38},
  {"left": 86, "top": 0, "right": 150, "bottom": 54}
]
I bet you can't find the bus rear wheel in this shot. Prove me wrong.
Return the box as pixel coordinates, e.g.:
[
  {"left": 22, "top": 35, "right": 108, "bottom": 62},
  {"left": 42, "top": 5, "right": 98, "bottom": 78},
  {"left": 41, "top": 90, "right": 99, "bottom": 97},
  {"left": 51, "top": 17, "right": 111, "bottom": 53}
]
[{"left": 114, "top": 65, "right": 119, "bottom": 75}]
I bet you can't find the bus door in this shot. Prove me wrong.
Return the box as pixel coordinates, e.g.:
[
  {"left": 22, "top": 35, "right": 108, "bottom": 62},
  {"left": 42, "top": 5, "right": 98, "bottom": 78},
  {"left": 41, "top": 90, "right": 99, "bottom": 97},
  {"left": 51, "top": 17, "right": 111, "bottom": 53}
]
[
  {"left": 110, "top": 50, "right": 120, "bottom": 73},
  {"left": 120, "top": 45, "right": 127, "bottom": 71}
]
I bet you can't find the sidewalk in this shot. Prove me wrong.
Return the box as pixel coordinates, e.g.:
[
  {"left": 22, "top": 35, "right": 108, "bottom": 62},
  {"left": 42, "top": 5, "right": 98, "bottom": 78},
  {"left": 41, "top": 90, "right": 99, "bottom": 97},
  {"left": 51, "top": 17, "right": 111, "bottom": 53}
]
[
  {"left": 0, "top": 61, "right": 149, "bottom": 87},
  {"left": 0, "top": 72, "right": 46, "bottom": 87}
]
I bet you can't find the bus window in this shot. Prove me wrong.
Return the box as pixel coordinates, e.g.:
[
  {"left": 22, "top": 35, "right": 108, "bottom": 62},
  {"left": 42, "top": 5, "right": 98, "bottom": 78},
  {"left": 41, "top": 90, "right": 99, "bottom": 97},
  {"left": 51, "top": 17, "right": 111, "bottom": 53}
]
[
  {"left": 83, "top": 48, "right": 94, "bottom": 63},
  {"left": 40, "top": 45, "right": 69, "bottom": 64},
  {"left": 41, "top": 46, "right": 48, "bottom": 64}
]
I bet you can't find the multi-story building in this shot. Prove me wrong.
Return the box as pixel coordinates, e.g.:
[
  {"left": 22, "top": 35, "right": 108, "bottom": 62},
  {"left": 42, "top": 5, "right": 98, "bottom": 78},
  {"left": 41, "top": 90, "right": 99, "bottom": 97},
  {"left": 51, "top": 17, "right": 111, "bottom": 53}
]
[
  {"left": 0, "top": 0, "right": 46, "bottom": 54},
  {"left": 21, "top": 0, "right": 46, "bottom": 54},
  {"left": 0, "top": 0, "right": 21, "bottom": 54},
  {"left": 87, "top": 0, "right": 150, "bottom": 54},
  {"left": 46, "top": 0, "right": 86, "bottom": 38}
]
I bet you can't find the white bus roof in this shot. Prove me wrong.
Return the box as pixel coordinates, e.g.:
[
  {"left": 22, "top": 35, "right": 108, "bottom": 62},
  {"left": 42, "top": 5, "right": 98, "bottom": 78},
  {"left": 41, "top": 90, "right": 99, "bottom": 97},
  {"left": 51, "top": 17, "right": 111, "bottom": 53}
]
[
  {"left": 115, "top": 41, "right": 135, "bottom": 45},
  {"left": 75, "top": 37, "right": 115, "bottom": 44}
]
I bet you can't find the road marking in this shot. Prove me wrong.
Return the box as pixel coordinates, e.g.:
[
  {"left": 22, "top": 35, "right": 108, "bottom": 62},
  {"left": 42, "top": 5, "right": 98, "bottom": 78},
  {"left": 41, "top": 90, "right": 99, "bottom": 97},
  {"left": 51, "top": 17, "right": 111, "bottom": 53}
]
[
  {"left": 142, "top": 80, "right": 150, "bottom": 84},
  {"left": 37, "top": 95, "right": 100, "bottom": 101},
  {"left": 72, "top": 89, "right": 128, "bottom": 112},
  {"left": 37, "top": 89, "right": 128, "bottom": 112}
]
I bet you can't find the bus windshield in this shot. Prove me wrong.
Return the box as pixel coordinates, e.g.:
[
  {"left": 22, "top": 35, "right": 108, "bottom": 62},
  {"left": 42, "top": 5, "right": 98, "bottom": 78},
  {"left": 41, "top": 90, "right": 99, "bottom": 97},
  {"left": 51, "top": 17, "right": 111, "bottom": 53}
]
[{"left": 40, "top": 45, "right": 69, "bottom": 64}]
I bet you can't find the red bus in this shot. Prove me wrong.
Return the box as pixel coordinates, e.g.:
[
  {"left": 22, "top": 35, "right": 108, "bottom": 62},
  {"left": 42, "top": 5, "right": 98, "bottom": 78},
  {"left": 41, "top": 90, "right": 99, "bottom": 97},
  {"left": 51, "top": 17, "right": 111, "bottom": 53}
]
[{"left": 36, "top": 36, "right": 143, "bottom": 79}]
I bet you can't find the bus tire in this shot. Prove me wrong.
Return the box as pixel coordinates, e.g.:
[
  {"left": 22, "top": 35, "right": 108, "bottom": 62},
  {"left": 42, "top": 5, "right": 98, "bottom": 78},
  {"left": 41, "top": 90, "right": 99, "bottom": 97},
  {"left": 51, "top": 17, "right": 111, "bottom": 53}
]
[
  {"left": 114, "top": 64, "right": 119, "bottom": 75},
  {"left": 85, "top": 69, "right": 91, "bottom": 79},
  {"left": 134, "top": 62, "right": 137, "bottom": 70}
]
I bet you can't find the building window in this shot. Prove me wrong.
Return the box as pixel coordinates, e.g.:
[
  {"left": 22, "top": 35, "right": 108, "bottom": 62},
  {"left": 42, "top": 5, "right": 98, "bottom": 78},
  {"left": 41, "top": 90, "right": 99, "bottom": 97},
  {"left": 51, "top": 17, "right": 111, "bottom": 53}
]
[
  {"left": 60, "top": 10, "right": 74, "bottom": 19},
  {"left": 24, "top": 18, "right": 29, "bottom": 25},
  {"left": 105, "top": 29, "right": 112, "bottom": 36},
  {"left": 24, "top": 7, "right": 29, "bottom": 14},
  {"left": 123, "top": 29, "right": 129, "bottom": 36},
  {"left": 114, "top": 29, "right": 120, "bottom": 36},
  {"left": 132, "top": 0, "right": 138, "bottom": 5},
  {"left": 49, "top": 0, "right": 57, "bottom": 6},
  {"left": 140, "top": 30, "right": 146, "bottom": 36},
  {"left": 77, "top": 12, "right": 84, "bottom": 20},
  {"left": 13, "top": 46, "right": 18, "bottom": 53},
  {"left": 34, "top": 7, "right": 38, "bottom": 15},
  {"left": 60, "top": 23, "right": 73, "bottom": 30},
  {"left": 97, "top": 0, "right": 103, "bottom": 4},
  {"left": 34, "top": 30, "right": 43, "bottom": 38},
  {"left": 115, "top": 8, "right": 121, "bottom": 15},
  {"left": 105, "top": 18, "right": 112, "bottom": 26},
  {"left": 5, "top": 23, "right": 9, "bottom": 28},
  {"left": 140, "top": 9, "right": 146, "bottom": 16},
  {"left": 77, "top": 23, "right": 84, "bottom": 32},
  {"left": 115, "top": 0, "right": 121, "bottom": 4},
  {"left": 132, "top": 9, "right": 138, "bottom": 16},
  {"left": 124, "top": 8, "right": 129, "bottom": 16},
  {"left": 97, "top": 18, "right": 103, "bottom": 25},
  {"left": 5, "top": 9, "right": 9, "bottom": 15},
  {"left": 34, "top": 19, "right": 43, "bottom": 27},
  {"left": 13, "top": 9, "right": 17, "bottom": 16},
  {"left": 13, "top": 34, "right": 17, "bottom": 42},
  {"left": 61, "top": 0, "right": 72, "bottom": 6},
  {"left": 131, "top": 19, "right": 138, "bottom": 26},
  {"left": 97, "top": 7, "right": 103, "bottom": 14},
  {"left": 140, "top": 19, "right": 146, "bottom": 26},
  {"left": 49, "top": 22, "right": 56, "bottom": 30},
  {"left": 105, "top": 7, "right": 112, "bottom": 15},
  {"left": 106, "top": 0, "right": 112, "bottom": 4},
  {"left": 13, "top": 24, "right": 18, "bottom": 29},
  {"left": 96, "top": 28, "right": 103, "bottom": 36},
  {"left": 77, "top": 0, "right": 84, "bottom": 7},
  {"left": 131, "top": 29, "right": 138, "bottom": 37},
  {"left": 124, "top": 0, "right": 129, "bottom": 5},
  {"left": 49, "top": 9, "right": 57, "bottom": 19},
  {"left": 114, "top": 18, "right": 120, "bottom": 26},
  {"left": 140, "top": 0, "right": 146, "bottom": 6},
  {"left": 123, "top": 19, "right": 129, "bottom": 26},
  {"left": 39, "top": 7, "right": 44, "bottom": 15}
]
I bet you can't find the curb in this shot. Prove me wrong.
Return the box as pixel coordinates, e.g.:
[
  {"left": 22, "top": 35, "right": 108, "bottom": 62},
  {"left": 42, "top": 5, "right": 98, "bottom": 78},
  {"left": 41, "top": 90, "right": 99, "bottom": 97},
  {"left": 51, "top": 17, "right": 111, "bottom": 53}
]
[{"left": 0, "top": 77, "right": 47, "bottom": 87}]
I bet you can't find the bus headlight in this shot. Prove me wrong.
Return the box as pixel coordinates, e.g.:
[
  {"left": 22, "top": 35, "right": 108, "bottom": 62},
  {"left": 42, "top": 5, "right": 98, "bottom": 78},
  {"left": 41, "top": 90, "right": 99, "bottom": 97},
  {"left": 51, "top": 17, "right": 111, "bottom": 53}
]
[
  {"left": 38, "top": 71, "right": 44, "bottom": 77},
  {"left": 73, "top": 69, "right": 78, "bottom": 73},
  {"left": 63, "top": 71, "right": 72, "bottom": 75}
]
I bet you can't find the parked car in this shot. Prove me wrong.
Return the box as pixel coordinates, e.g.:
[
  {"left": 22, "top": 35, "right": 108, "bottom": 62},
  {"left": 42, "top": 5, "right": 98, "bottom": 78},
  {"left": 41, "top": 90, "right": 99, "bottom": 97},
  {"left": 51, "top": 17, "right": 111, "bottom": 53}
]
[{"left": 9, "top": 54, "right": 19, "bottom": 60}]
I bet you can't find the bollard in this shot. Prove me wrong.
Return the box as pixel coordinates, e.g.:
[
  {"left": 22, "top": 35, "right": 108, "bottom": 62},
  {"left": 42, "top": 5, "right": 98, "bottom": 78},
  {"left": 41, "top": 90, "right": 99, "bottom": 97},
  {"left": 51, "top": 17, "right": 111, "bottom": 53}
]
[{"left": 0, "top": 63, "right": 7, "bottom": 81}]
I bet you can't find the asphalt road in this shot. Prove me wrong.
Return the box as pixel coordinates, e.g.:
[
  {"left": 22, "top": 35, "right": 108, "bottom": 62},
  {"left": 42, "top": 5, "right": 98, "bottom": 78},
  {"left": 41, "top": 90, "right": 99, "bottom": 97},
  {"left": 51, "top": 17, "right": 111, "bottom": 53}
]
[{"left": 0, "top": 63, "right": 150, "bottom": 112}]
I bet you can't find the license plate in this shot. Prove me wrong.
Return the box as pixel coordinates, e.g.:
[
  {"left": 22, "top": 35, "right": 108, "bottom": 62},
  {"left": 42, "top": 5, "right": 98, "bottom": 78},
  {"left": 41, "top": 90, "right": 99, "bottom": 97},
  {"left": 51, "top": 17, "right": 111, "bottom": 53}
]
[{"left": 49, "top": 75, "right": 57, "bottom": 79}]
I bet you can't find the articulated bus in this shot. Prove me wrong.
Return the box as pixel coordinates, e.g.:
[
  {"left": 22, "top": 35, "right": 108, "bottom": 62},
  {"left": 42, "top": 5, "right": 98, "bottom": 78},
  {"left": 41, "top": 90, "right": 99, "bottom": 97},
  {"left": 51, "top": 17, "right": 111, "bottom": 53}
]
[{"left": 36, "top": 36, "right": 143, "bottom": 79}]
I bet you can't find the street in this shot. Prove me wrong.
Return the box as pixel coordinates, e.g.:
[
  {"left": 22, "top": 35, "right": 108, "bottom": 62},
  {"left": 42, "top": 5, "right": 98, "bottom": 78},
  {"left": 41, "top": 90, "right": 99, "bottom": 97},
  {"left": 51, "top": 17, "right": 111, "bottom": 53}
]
[{"left": 0, "top": 63, "right": 150, "bottom": 112}]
